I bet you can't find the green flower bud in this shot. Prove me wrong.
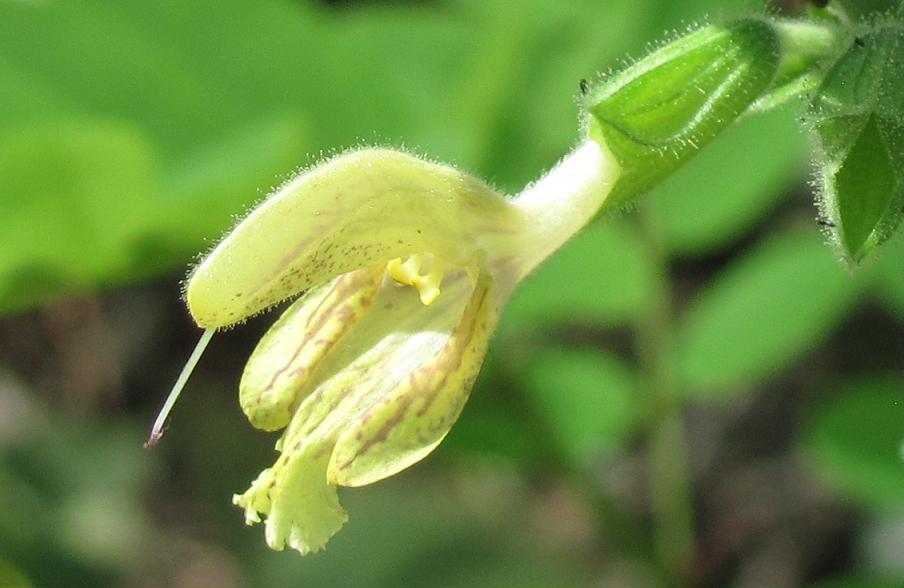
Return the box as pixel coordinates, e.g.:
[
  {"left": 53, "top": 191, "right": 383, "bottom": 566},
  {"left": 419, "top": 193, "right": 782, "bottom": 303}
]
[
  {"left": 584, "top": 18, "right": 782, "bottom": 213},
  {"left": 810, "top": 25, "right": 904, "bottom": 264}
]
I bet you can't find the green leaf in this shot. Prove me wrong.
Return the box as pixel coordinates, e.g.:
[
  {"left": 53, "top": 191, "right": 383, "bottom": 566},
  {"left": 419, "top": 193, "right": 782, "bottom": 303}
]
[
  {"left": 817, "top": 112, "right": 904, "bottom": 263},
  {"left": 3, "top": 0, "right": 641, "bottom": 313},
  {"left": 811, "top": 28, "right": 904, "bottom": 264},
  {"left": 501, "top": 220, "right": 654, "bottom": 330},
  {"left": 0, "top": 418, "right": 153, "bottom": 582},
  {"left": 523, "top": 348, "right": 638, "bottom": 464},
  {"left": 804, "top": 374, "right": 904, "bottom": 512},
  {"left": 451, "top": 0, "right": 657, "bottom": 189},
  {"left": 874, "top": 232, "right": 904, "bottom": 319},
  {"left": 256, "top": 472, "right": 578, "bottom": 588},
  {"left": 838, "top": 0, "right": 902, "bottom": 20},
  {"left": 675, "top": 225, "right": 863, "bottom": 398},
  {"left": 0, "top": 560, "right": 31, "bottom": 588},
  {"left": 812, "top": 31, "right": 889, "bottom": 117},
  {"left": 586, "top": 18, "right": 782, "bottom": 213},
  {"left": 0, "top": 120, "right": 158, "bottom": 313},
  {"left": 653, "top": 105, "right": 807, "bottom": 254},
  {"left": 806, "top": 576, "right": 904, "bottom": 588},
  {"left": 159, "top": 116, "right": 309, "bottom": 256},
  {"left": 0, "top": 116, "right": 307, "bottom": 316}
]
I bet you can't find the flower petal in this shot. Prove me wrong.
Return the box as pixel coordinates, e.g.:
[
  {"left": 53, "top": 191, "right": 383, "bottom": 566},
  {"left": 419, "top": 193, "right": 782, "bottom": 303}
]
[
  {"left": 186, "top": 149, "right": 515, "bottom": 328},
  {"left": 239, "top": 264, "right": 384, "bottom": 431},
  {"left": 233, "top": 440, "right": 347, "bottom": 555},
  {"left": 233, "top": 269, "right": 480, "bottom": 554},
  {"left": 326, "top": 271, "right": 498, "bottom": 487}
]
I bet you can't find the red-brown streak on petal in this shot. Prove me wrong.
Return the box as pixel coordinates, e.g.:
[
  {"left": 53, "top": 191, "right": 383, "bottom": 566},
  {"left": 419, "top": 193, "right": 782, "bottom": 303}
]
[
  {"left": 337, "top": 274, "right": 496, "bottom": 470},
  {"left": 259, "top": 264, "right": 384, "bottom": 397},
  {"left": 287, "top": 344, "right": 393, "bottom": 447},
  {"left": 241, "top": 265, "right": 385, "bottom": 431},
  {"left": 415, "top": 284, "right": 493, "bottom": 417},
  {"left": 238, "top": 220, "right": 347, "bottom": 317}
]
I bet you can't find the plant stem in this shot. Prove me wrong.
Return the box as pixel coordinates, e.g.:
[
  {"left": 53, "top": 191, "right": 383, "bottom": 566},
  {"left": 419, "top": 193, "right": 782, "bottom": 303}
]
[
  {"left": 750, "top": 19, "right": 841, "bottom": 113},
  {"left": 636, "top": 202, "right": 695, "bottom": 587}
]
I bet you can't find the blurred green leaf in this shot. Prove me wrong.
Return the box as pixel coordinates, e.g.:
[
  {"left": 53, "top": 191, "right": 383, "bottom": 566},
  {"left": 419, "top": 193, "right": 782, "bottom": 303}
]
[
  {"left": 0, "top": 1, "right": 323, "bottom": 152},
  {"left": 158, "top": 116, "right": 309, "bottom": 255},
  {"left": 805, "top": 374, "right": 904, "bottom": 512},
  {"left": 523, "top": 347, "right": 638, "bottom": 464},
  {"left": 257, "top": 474, "right": 577, "bottom": 588},
  {"left": 452, "top": 0, "right": 657, "bottom": 188},
  {"left": 874, "top": 232, "right": 904, "bottom": 319},
  {"left": 654, "top": 106, "right": 807, "bottom": 254},
  {"left": 426, "top": 555, "right": 580, "bottom": 588},
  {"left": 0, "top": 120, "right": 158, "bottom": 313},
  {"left": 675, "top": 224, "right": 863, "bottom": 397},
  {"left": 0, "top": 116, "right": 306, "bottom": 314},
  {"left": 807, "top": 576, "right": 904, "bottom": 588},
  {"left": 0, "top": 560, "right": 31, "bottom": 588},
  {"left": 0, "top": 418, "right": 153, "bottom": 587},
  {"left": 501, "top": 220, "right": 654, "bottom": 331},
  {"left": 442, "top": 352, "right": 539, "bottom": 463}
]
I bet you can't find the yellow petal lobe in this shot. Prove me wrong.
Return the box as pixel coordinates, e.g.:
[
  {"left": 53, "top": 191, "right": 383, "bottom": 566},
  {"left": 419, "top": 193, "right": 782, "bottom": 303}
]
[
  {"left": 327, "top": 271, "right": 498, "bottom": 487},
  {"left": 233, "top": 441, "right": 347, "bottom": 555},
  {"left": 240, "top": 265, "right": 385, "bottom": 431}
]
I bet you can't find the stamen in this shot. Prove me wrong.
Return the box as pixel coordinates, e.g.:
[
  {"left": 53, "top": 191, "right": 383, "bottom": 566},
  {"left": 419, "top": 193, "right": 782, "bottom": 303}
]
[
  {"left": 387, "top": 254, "right": 445, "bottom": 306},
  {"left": 387, "top": 256, "right": 420, "bottom": 285},
  {"left": 145, "top": 328, "right": 216, "bottom": 448}
]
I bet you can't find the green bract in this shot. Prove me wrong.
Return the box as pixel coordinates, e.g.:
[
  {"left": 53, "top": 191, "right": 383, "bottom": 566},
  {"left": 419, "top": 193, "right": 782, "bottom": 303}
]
[
  {"left": 810, "top": 24, "right": 904, "bottom": 264},
  {"left": 184, "top": 141, "right": 620, "bottom": 554},
  {"left": 584, "top": 18, "right": 782, "bottom": 214}
]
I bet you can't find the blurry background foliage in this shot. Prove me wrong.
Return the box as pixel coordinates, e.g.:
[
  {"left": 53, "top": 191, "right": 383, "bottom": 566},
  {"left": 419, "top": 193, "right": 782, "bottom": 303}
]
[{"left": 0, "top": 0, "right": 901, "bottom": 587}]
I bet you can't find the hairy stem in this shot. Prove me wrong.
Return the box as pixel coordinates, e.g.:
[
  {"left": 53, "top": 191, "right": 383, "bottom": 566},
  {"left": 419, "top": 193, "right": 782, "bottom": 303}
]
[{"left": 750, "top": 18, "right": 842, "bottom": 112}]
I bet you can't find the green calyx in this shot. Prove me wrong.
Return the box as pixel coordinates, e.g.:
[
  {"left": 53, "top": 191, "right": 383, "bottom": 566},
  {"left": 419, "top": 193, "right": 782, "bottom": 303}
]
[
  {"left": 810, "top": 23, "right": 904, "bottom": 264},
  {"left": 584, "top": 18, "right": 783, "bottom": 215}
]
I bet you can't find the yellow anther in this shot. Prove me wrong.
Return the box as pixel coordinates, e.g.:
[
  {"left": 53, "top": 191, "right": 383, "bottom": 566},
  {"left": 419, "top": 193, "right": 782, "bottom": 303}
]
[
  {"left": 387, "top": 254, "right": 445, "bottom": 306},
  {"left": 387, "top": 256, "right": 420, "bottom": 285}
]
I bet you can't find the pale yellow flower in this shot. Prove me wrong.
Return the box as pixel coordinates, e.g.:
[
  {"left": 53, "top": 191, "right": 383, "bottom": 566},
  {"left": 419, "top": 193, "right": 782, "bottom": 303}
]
[{"left": 161, "top": 139, "right": 619, "bottom": 554}]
